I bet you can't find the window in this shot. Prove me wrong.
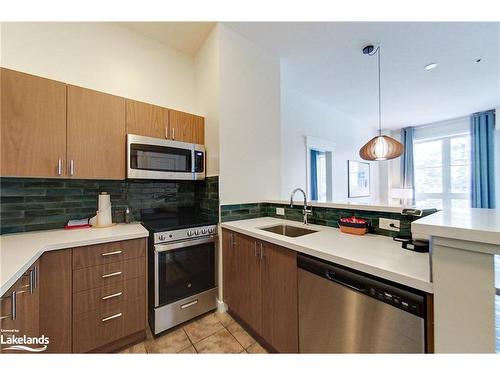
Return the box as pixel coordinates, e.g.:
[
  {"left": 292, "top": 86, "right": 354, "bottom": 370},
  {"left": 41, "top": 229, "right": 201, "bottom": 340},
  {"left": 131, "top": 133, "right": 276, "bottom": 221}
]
[
  {"left": 316, "top": 151, "right": 328, "bottom": 201},
  {"left": 413, "top": 118, "right": 471, "bottom": 211}
]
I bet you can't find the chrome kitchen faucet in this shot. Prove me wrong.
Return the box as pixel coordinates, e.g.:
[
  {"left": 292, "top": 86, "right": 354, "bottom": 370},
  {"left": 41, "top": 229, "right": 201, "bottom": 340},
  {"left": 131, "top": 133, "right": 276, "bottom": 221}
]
[{"left": 290, "top": 188, "right": 312, "bottom": 225}]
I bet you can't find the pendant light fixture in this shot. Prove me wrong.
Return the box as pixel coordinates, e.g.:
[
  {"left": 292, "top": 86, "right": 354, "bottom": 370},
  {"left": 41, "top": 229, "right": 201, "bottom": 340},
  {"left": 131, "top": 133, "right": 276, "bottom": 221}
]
[{"left": 359, "top": 45, "right": 404, "bottom": 161}]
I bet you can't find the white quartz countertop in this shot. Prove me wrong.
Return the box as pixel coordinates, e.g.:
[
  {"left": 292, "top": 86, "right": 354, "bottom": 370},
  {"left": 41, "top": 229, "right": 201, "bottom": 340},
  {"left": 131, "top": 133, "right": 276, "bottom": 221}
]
[
  {"left": 221, "top": 217, "right": 433, "bottom": 293},
  {"left": 0, "top": 223, "right": 149, "bottom": 296},
  {"left": 412, "top": 208, "right": 500, "bottom": 246}
]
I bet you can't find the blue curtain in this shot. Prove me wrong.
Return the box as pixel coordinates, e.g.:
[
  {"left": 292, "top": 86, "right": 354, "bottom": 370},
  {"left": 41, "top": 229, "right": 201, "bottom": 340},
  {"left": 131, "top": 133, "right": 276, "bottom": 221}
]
[
  {"left": 400, "top": 127, "right": 415, "bottom": 204},
  {"left": 471, "top": 110, "right": 496, "bottom": 208},
  {"left": 310, "top": 149, "right": 319, "bottom": 201}
]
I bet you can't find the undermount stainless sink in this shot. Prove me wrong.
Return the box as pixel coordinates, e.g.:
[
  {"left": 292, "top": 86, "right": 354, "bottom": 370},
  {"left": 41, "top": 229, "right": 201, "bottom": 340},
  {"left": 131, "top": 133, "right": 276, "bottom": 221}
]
[{"left": 260, "top": 224, "right": 317, "bottom": 237}]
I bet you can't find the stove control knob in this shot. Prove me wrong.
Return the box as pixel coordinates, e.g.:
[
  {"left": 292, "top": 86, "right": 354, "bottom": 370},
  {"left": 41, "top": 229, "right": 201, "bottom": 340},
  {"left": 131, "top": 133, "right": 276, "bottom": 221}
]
[
  {"left": 195, "top": 229, "right": 200, "bottom": 235},
  {"left": 187, "top": 230, "right": 193, "bottom": 237},
  {"left": 202, "top": 228, "right": 207, "bottom": 234},
  {"left": 159, "top": 234, "right": 166, "bottom": 241}
]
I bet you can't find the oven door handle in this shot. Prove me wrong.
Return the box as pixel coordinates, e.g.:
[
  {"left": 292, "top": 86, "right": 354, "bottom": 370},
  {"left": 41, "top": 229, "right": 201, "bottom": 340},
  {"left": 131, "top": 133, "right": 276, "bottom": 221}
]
[{"left": 154, "top": 236, "right": 217, "bottom": 253}]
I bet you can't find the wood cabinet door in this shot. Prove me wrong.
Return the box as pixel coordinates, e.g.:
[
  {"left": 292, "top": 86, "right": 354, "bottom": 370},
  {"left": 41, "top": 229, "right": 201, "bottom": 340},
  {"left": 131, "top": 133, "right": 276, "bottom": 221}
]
[
  {"left": 1, "top": 68, "right": 67, "bottom": 177},
  {"left": 67, "top": 85, "right": 126, "bottom": 179},
  {"left": 222, "top": 230, "right": 238, "bottom": 311},
  {"left": 168, "top": 109, "right": 204, "bottom": 144},
  {"left": 233, "top": 233, "right": 263, "bottom": 335},
  {"left": 0, "top": 262, "right": 40, "bottom": 353},
  {"left": 126, "top": 99, "right": 169, "bottom": 139},
  {"left": 39, "top": 250, "right": 73, "bottom": 353},
  {"left": 261, "top": 242, "right": 298, "bottom": 353}
]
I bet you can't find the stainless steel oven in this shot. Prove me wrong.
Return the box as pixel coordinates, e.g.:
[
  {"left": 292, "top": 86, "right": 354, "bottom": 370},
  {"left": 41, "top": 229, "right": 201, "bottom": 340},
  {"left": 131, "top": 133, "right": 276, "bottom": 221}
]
[
  {"left": 127, "top": 134, "right": 205, "bottom": 180},
  {"left": 148, "top": 223, "right": 218, "bottom": 335}
]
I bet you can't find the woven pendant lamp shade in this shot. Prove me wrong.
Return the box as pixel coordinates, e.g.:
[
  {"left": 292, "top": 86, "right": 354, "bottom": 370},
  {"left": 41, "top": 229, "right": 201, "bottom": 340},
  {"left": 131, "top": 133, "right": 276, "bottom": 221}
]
[{"left": 359, "top": 135, "right": 404, "bottom": 161}]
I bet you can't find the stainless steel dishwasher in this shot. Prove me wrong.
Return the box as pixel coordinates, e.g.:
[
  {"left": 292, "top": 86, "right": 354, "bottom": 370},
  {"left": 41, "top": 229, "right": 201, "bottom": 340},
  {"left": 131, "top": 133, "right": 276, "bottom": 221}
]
[{"left": 298, "top": 254, "right": 426, "bottom": 353}]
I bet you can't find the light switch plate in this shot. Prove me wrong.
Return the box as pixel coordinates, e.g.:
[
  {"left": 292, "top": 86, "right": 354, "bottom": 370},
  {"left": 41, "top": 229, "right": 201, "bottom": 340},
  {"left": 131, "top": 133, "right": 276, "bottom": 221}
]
[
  {"left": 276, "top": 207, "right": 285, "bottom": 216},
  {"left": 379, "top": 218, "right": 400, "bottom": 232}
]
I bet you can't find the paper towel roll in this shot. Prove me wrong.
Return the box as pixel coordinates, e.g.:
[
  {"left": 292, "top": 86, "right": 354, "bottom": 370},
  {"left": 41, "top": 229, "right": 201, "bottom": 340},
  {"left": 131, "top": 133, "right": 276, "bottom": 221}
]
[
  {"left": 97, "top": 206, "right": 112, "bottom": 226},
  {"left": 90, "top": 192, "right": 113, "bottom": 227},
  {"left": 98, "top": 192, "right": 111, "bottom": 212}
]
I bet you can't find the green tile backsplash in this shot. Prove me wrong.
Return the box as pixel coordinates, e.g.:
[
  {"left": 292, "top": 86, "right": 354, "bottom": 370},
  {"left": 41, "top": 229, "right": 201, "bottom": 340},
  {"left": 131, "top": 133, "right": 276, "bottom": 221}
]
[
  {"left": 221, "top": 202, "right": 436, "bottom": 238},
  {"left": 0, "top": 176, "right": 219, "bottom": 234}
]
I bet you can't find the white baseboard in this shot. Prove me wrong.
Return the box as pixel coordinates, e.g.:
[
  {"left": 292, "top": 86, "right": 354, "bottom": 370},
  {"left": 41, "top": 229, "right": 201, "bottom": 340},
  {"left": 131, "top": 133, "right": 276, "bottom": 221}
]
[{"left": 216, "top": 299, "right": 228, "bottom": 313}]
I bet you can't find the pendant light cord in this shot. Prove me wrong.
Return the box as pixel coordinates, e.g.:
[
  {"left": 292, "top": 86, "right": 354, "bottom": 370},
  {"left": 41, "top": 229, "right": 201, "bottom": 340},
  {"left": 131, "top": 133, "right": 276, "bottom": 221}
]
[
  {"left": 368, "top": 45, "right": 382, "bottom": 136},
  {"left": 377, "top": 46, "right": 381, "bottom": 137}
]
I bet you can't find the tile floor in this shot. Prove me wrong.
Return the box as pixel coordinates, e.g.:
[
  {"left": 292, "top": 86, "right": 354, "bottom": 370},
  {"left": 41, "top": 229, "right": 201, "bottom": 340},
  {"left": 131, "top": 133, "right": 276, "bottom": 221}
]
[{"left": 119, "top": 311, "right": 268, "bottom": 354}]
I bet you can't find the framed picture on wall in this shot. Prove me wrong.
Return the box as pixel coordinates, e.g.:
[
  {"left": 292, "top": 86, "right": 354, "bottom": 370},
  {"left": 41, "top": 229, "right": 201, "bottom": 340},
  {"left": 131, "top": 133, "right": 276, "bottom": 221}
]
[{"left": 348, "top": 160, "right": 370, "bottom": 198}]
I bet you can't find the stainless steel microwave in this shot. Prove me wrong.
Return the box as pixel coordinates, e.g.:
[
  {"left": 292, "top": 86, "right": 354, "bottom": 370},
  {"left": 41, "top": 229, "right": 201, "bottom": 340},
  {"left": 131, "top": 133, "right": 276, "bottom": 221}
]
[{"left": 127, "top": 134, "right": 205, "bottom": 180}]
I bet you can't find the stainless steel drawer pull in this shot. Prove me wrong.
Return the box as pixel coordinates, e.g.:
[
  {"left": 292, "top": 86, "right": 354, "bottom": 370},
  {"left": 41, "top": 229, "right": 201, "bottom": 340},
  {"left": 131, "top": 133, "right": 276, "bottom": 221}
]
[
  {"left": 57, "top": 159, "right": 63, "bottom": 176},
  {"left": 101, "top": 271, "right": 122, "bottom": 279},
  {"left": 33, "top": 266, "right": 38, "bottom": 289},
  {"left": 29, "top": 269, "right": 34, "bottom": 294},
  {"left": 180, "top": 299, "right": 198, "bottom": 310},
  {"left": 102, "top": 292, "right": 122, "bottom": 300},
  {"left": 101, "top": 250, "right": 122, "bottom": 257},
  {"left": 101, "top": 312, "right": 122, "bottom": 322}
]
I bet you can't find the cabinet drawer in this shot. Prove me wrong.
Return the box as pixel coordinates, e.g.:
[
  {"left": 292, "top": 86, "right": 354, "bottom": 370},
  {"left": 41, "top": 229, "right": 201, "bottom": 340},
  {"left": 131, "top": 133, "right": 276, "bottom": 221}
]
[
  {"left": 73, "top": 276, "right": 145, "bottom": 316},
  {"left": 72, "top": 238, "right": 145, "bottom": 270},
  {"left": 73, "top": 258, "right": 145, "bottom": 293},
  {"left": 72, "top": 296, "right": 145, "bottom": 353}
]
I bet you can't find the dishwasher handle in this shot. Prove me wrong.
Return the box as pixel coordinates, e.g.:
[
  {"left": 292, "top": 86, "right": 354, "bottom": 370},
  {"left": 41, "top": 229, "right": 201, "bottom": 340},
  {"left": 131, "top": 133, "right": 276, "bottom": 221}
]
[{"left": 325, "top": 269, "right": 367, "bottom": 293}]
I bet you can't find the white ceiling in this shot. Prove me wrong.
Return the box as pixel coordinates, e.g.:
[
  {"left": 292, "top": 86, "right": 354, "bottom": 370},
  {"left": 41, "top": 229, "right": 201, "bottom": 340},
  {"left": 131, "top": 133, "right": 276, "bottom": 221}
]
[
  {"left": 225, "top": 22, "right": 500, "bottom": 129},
  {"left": 118, "top": 22, "right": 215, "bottom": 56}
]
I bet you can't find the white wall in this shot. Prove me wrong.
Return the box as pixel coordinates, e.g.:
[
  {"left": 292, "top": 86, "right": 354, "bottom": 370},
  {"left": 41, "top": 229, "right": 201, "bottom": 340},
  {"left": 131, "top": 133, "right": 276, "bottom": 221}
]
[
  {"left": 1, "top": 22, "right": 198, "bottom": 114},
  {"left": 218, "top": 25, "right": 281, "bottom": 204},
  {"left": 195, "top": 26, "right": 220, "bottom": 176},
  {"left": 280, "top": 82, "right": 381, "bottom": 203}
]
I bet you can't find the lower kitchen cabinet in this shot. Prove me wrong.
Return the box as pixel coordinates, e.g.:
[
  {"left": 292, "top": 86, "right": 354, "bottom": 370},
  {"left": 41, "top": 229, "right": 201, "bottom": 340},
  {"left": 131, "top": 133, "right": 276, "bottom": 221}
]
[
  {"left": 222, "top": 229, "right": 298, "bottom": 353},
  {"left": 1, "top": 238, "right": 147, "bottom": 354},
  {"left": 0, "top": 261, "right": 40, "bottom": 353}
]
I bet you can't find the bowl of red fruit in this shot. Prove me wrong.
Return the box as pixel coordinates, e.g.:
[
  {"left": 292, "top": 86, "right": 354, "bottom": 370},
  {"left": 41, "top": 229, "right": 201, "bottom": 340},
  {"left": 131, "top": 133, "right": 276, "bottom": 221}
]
[{"left": 338, "top": 216, "right": 369, "bottom": 235}]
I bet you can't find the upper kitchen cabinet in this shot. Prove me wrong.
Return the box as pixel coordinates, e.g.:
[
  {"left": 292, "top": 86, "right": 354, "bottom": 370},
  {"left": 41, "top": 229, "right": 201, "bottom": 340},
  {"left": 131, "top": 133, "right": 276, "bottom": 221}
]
[
  {"left": 169, "top": 109, "right": 204, "bottom": 144},
  {"left": 67, "top": 86, "right": 126, "bottom": 179},
  {"left": 0, "top": 68, "right": 67, "bottom": 177},
  {"left": 126, "top": 99, "right": 169, "bottom": 139}
]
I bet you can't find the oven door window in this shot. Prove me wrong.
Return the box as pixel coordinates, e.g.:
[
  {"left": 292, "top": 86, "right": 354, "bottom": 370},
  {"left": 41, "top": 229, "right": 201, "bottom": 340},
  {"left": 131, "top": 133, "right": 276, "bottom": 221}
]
[
  {"left": 130, "top": 143, "right": 192, "bottom": 172},
  {"left": 157, "top": 242, "right": 215, "bottom": 306}
]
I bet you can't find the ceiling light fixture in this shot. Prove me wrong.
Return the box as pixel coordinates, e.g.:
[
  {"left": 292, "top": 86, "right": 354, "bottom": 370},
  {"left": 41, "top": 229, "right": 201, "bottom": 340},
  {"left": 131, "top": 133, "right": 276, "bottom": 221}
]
[
  {"left": 359, "top": 45, "right": 404, "bottom": 161},
  {"left": 424, "top": 63, "right": 438, "bottom": 70}
]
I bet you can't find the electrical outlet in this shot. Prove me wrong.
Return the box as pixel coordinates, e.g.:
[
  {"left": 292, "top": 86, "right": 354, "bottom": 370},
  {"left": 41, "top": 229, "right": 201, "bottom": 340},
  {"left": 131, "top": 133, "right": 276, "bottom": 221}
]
[
  {"left": 379, "top": 218, "right": 400, "bottom": 232},
  {"left": 276, "top": 207, "right": 285, "bottom": 216}
]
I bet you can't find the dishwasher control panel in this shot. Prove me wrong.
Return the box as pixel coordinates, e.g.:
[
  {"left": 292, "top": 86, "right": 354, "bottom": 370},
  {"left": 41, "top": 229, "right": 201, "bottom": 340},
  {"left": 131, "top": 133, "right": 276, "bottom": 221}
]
[{"left": 369, "top": 287, "right": 422, "bottom": 316}]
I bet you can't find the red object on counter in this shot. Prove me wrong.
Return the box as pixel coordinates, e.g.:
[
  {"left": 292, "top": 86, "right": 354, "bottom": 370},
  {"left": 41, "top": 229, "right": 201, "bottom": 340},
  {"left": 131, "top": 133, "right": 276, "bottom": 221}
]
[
  {"left": 339, "top": 216, "right": 368, "bottom": 224},
  {"left": 338, "top": 216, "right": 369, "bottom": 235},
  {"left": 64, "top": 224, "right": 91, "bottom": 230}
]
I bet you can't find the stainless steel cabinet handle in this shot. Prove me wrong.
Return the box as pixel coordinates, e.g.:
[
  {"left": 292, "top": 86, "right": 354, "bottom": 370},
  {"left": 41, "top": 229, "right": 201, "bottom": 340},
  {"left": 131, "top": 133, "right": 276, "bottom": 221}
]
[
  {"left": 29, "top": 269, "right": 34, "bottom": 294},
  {"left": 34, "top": 266, "right": 38, "bottom": 289},
  {"left": 102, "top": 291, "right": 122, "bottom": 300},
  {"left": 57, "top": 159, "right": 62, "bottom": 176},
  {"left": 101, "top": 312, "right": 122, "bottom": 322},
  {"left": 11, "top": 291, "right": 16, "bottom": 320},
  {"left": 171, "top": 127, "right": 175, "bottom": 140},
  {"left": 101, "top": 271, "right": 122, "bottom": 279},
  {"left": 260, "top": 242, "right": 264, "bottom": 260},
  {"left": 180, "top": 299, "right": 198, "bottom": 310},
  {"left": 165, "top": 127, "right": 169, "bottom": 139},
  {"left": 101, "top": 250, "right": 122, "bottom": 257},
  {"left": 69, "top": 160, "right": 75, "bottom": 176},
  {"left": 230, "top": 233, "right": 238, "bottom": 248},
  {"left": 254, "top": 241, "right": 258, "bottom": 257}
]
